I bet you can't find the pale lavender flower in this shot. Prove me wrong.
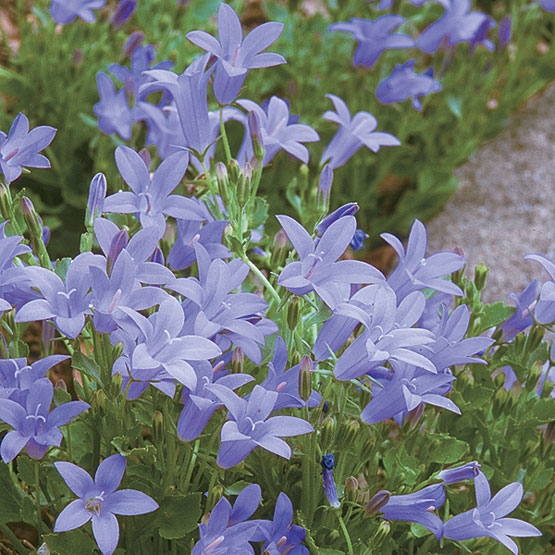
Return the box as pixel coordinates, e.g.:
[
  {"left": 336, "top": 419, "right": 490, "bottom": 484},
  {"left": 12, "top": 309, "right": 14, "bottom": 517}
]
[
  {"left": 443, "top": 472, "right": 541, "bottom": 553},
  {"left": 278, "top": 214, "right": 384, "bottom": 308},
  {"left": 0, "top": 378, "right": 89, "bottom": 462},
  {"left": 541, "top": 0, "right": 555, "bottom": 12},
  {"left": 382, "top": 218, "right": 465, "bottom": 300},
  {"left": 54, "top": 454, "right": 158, "bottom": 555},
  {"left": 321, "top": 94, "right": 400, "bottom": 169},
  {"left": 498, "top": 15, "right": 512, "bottom": 50},
  {"left": 417, "top": 0, "right": 491, "bottom": 53},
  {"left": 0, "top": 113, "right": 56, "bottom": 184},
  {"left": 380, "top": 483, "right": 446, "bottom": 540},
  {"left": 187, "top": 2, "right": 286, "bottom": 104},
  {"left": 112, "top": 296, "right": 222, "bottom": 399},
  {"left": 237, "top": 97, "right": 319, "bottom": 165},
  {"left": 329, "top": 15, "right": 415, "bottom": 68},
  {"left": 207, "top": 383, "right": 314, "bottom": 468},
  {"left": 376, "top": 60, "right": 442, "bottom": 110},
  {"left": 360, "top": 362, "right": 460, "bottom": 424},
  {"left": 50, "top": 0, "right": 106, "bottom": 24},
  {"left": 94, "top": 73, "right": 133, "bottom": 140},
  {"left": 524, "top": 254, "right": 555, "bottom": 324},
  {"left": 103, "top": 145, "right": 205, "bottom": 234},
  {"left": 85, "top": 173, "right": 107, "bottom": 228},
  {"left": 498, "top": 279, "right": 539, "bottom": 341}
]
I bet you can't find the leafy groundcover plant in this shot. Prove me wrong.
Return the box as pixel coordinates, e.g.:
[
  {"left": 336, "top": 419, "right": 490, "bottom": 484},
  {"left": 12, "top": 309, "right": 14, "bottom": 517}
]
[{"left": 0, "top": 2, "right": 553, "bottom": 554}]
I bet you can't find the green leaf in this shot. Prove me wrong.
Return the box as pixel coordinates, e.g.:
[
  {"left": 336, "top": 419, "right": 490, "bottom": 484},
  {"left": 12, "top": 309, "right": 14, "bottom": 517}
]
[
  {"left": 426, "top": 436, "right": 469, "bottom": 464},
  {"left": 474, "top": 302, "right": 515, "bottom": 334},
  {"left": 71, "top": 351, "right": 103, "bottom": 389},
  {"left": 156, "top": 493, "right": 202, "bottom": 539},
  {"left": 0, "top": 463, "right": 27, "bottom": 522},
  {"left": 42, "top": 529, "right": 97, "bottom": 555}
]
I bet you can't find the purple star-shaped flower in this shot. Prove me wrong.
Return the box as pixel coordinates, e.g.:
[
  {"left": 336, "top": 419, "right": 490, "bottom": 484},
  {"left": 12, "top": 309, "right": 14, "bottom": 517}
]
[
  {"left": 329, "top": 15, "right": 415, "bottom": 68},
  {"left": 443, "top": 472, "right": 541, "bottom": 553},
  {"left": 50, "top": 0, "right": 106, "bottom": 24},
  {"left": 277, "top": 213, "right": 384, "bottom": 308},
  {"left": 237, "top": 97, "right": 319, "bottom": 165},
  {"left": 187, "top": 2, "right": 286, "bottom": 104},
  {"left": 54, "top": 454, "right": 158, "bottom": 555},
  {"left": 94, "top": 73, "right": 133, "bottom": 141},
  {"left": 207, "top": 383, "right": 314, "bottom": 468},
  {"left": 417, "top": 0, "right": 491, "bottom": 53},
  {"left": 0, "top": 113, "right": 56, "bottom": 184},
  {"left": 321, "top": 94, "right": 400, "bottom": 169},
  {"left": 103, "top": 145, "right": 205, "bottom": 234},
  {"left": 376, "top": 60, "right": 442, "bottom": 110},
  {"left": 0, "top": 378, "right": 89, "bottom": 462}
]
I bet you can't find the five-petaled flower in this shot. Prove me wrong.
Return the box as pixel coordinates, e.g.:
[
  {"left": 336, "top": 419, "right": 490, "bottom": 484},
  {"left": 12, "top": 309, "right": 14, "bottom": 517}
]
[{"left": 54, "top": 454, "right": 159, "bottom": 555}]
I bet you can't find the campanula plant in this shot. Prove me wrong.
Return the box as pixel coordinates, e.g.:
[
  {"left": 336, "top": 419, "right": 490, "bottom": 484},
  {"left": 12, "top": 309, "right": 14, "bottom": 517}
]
[{"left": 0, "top": 1, "right": 553, "bottom": 554}]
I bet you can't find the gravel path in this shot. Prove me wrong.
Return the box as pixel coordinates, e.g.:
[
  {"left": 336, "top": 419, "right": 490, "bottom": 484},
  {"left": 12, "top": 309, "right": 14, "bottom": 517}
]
[{"left": 426, "top": 82, "right": 555, "bottom": 304}]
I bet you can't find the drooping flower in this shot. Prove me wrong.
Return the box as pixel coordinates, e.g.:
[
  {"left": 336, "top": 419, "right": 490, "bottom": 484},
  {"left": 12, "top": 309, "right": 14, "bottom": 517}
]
[
  {"left": 329, "top": 15, "right": 415, "bottom": 68},
  {"left": 0, "top": 378, "right": 89, "bottom": 462},
  {"left": 0, "top": 113, "right": 56, "bottom": 184},
  {"left": 50, "top": 0, "right": 106, "bottom": 24},
  {"left": 236, "top": 97, "right": 319, "bottom": 166},
  {"left": 376, "top": 60, "right": 442, "bottom": 110},
  {"left": 207, "top": 383, "right": 314, "bottom": 468},
  {"left": 321, "top": 94, "right": 400, "bottom": 169},
  {"left": 443, "top": 472, "right": 541, "bottom": 553},
  {"left": 54, "top": 454, "right": 159, "bottom": 555},
  {"left": 438, "top": 461, "right": 480, "bottom": 484},
  {"left": 379, "top": 483, "right": 446, "bottom": 540},
  {"left": 186, "top": 2, "right": 286, "bottom": 104},
  {"left": 417, "top": 0, "right": 492, "bottom": 53}
]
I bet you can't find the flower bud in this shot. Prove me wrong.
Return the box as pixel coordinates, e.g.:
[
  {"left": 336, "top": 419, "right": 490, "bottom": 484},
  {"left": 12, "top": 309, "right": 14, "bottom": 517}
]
[
  {"left": 299, "top": 355, "right": 313, "bottom": 401},
  {"left": 365, "top": 490, "right": 391, "bottom": 517},
  {"left": 317, "top": 164, "right": 333, "bottom": 209},
  {"left": 345, "top": 476, "right": 359, "bottom": 502},
  {"left": 524, "top": 361, "right": 544, "bottom": 392},
  {"left": 107, "top": 229, "right": 128, "bottom": 275},
  {"left": 206, "top": 484, "right": 224, "bottom": 512},
  {"left": 437, "top": 461, "right": 480, "bottom": 485},
  {"left": 21, "top": 196, "right": 43, "bottom": 239},
  {"left": 270, "top": 229, "right": 289, "bottom": 269},
  {"left": 368, "top": 519, "right": 391, "bottom": 548},
  {"left": 474, "top": 263, "right": 488, "bottom": 291},
  {"left": 338, "top": 418, "right": 360, "bottom": 449},
  {"left": 287, "top": 297, "right": 301, "bottom": 331},
  {"left": 320, "top": 417, "right": 335, "bottom": 449},
  {"left": 0, "top": 182, "right": 12, "bottom": 220},
  {"left": 543, "top": 421, "right": 555, "bottom": 443},
  {"left": 315, "top": 203, "right": 359, "bottom": 237},
  {"left": 248, "top": 111, "right": 265, "bottom": 163},
  {"left": 228, "top": 159, "right": 241, "bottom": 184},
  {"left": 85, "top": 173, "right": 107, "bottom": 229},
  {"left": 216, "top": 162, "right": 231, "bottom": 206},
  {"left": 321, "top": 454, "right": 340, "bottom": 508},
  {"left": 152, "top": 410, "right": 164, "bottom": 444},
  {"left": 112, "top": 0, "right": 137, "bottom": 29},
  {"left": 123, "top": 30, "right": 144, "bottom": 57},
  {"left": 231, "top": 347, "right": 244, "bottom": 374},
  {"left": 237, "top": 163, "right": 252, "bottom": 207}
]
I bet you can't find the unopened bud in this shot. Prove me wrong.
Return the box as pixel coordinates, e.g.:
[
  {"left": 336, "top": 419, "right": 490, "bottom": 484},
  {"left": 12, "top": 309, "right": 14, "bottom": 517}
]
[
  {"left": 315, "top": 203, "right": 359, "bottom": 237},
  {"left": 138, "top": 148, "right": 151, "bottom": 169},
  {"left": 248, "top": 111, "right": 265, "bottom": 163},
  {"left": 206, "top": 484, "right": 224, "bottom": 512},
  {"left": 0, "top": 182, "right": 11, "bottom": 220},
  {"left": 368, "top": 519, "right": 391, "bottom": 548},
  {"left": 107, "top": 229, "right": 128, "bottom": 275},
  {"left": 85, "top": 173, "right": 107, "bottom": 229},
  {"left": 338, "top": 418, "right": 360, "bottom": 448},
  {"left": 21, "top": 196, "right": 43, "bottom": 238},
  {"left": 95, "top": 389, "right": 107, "bottom": 417},
  {"left": 437, "top": 461, "right": 480, "bottom": 485},
  {"left": 237, "top": 163, "right": 252, "bottom": 207},
  {"left": 317, "top": 164, "right": 333, "bottom": 209},
  {"left": 123, "top": 30, "right": 144, "bottom": 57},
  {"left": 544, "top": 421, "right": 555, "bottom": 443},
  {"left": 152, "top": 410, "right": 164, "bottom": 443},
  {"left": 345, "top": 476, "right": 359, "bottom": 502},
  {"left": 231, "top": 347, "right": 244, "bottom": 374},
  {"left": 299, "top": 355, "right": 313, "bottom": 401},
  {"left": 228, "top": 159, "right": 241, "bottom": 184},
  {"left": 216, "top": 162, "right": 231, "bottom": 206},
  {"left": 111, "top": 0, "right": 137, "bottom": 29},
  {"left": 270, "top": 229, "right": 289, "bottom": 269},
  {"left": 474, "top": 263, "right": 488, "bottom": 291},
  {"left": 287, "top": 297, "right": 301, "bottom": 331},
  {"left": 365, "top": 490, "right": 391, "bottom": 517},
  {"left": 524, "top": 361, "right": 544, "bottom": 392},
  {"left": 542, "top": 378, "right": 555, "bottom": 399},
  {"left": 320, "top": 417, "right": 335, "bottom": 449},
  {"left": 528, "top": 326, "right": 545, "bottom": 354}
]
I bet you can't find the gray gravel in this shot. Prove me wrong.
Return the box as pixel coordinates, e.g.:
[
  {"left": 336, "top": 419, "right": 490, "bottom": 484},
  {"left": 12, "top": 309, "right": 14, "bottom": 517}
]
[{"left": 426, "top": 82, "right": 555, "bottom": 304}]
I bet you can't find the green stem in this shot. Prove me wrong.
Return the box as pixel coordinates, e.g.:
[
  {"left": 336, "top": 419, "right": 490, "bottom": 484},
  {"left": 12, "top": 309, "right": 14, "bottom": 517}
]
[
  {"left": 34, "top": 460, "right": 42, "bottom": 541},
  {"left": 240, "top": 254, "right": 281, "bottom": 304},
  {"left": 337, "top": 511, "right": 353, "bottom": 555},
  {"left": 219, "top": 108, "right": 232, "bottom": 163}
]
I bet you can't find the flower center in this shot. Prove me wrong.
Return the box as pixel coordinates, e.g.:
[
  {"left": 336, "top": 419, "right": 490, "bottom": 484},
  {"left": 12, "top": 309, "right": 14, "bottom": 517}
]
[{"left": 85, "top": 492, "right": 105, "bottom": 516}]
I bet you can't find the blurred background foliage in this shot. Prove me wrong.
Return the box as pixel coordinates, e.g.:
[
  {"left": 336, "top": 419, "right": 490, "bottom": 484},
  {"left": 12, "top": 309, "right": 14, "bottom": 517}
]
[{"left": 0, "top": 0, "right": 554, "bottom": 259}]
